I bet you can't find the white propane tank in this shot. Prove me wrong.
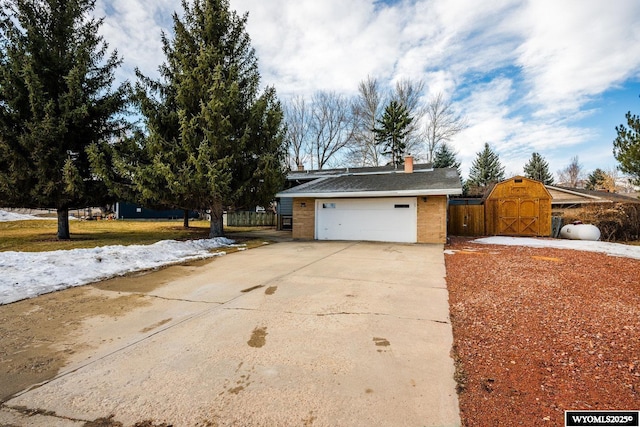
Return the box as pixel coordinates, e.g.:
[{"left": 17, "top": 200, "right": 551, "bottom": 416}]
[{"left": 560, "top": 222, "right": 601, "bottom": 241}]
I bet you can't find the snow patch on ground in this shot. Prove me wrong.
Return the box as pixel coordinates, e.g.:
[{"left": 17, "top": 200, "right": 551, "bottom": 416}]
[
  {"left": 0, "top": 210, "right": 44, "bottom": 222},
  {"left": 0, "top": 238, "right": 236, "bottom": 305},
  {"left": 0, "top": 209, "right": 77, "bottom": 222},
  {"left": 473, "top": 236, "right": 640, "bottom": 260}
]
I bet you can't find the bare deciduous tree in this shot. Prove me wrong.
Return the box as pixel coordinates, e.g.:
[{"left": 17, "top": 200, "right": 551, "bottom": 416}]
[
  {"left": 283, "top": 91, "right": 355, "bottom": 170},
  {"left": 309, "top": 91, "right": 356, "bottom": 169},
  {"left": 557, "top": 156, "right": 584, "bottom": 188},
  {"left": 283, "top": 95, "right": 311, "bottom": 170},
  {"left": 392, "top": 78, "right": 426, "bottom": 159},
  {"left": 348, "top": 76, "right": 385, "bottom": 166},
  {"left": 424, "top": 92, "right": 467, "bottom": 162}
]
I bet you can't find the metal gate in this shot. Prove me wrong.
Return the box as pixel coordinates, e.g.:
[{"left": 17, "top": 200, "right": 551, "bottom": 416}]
[{"left": 497, "top": 198, "right": 540, "bottom": 235}]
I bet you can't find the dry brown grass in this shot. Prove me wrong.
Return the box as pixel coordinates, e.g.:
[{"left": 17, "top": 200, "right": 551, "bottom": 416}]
[
  {"left": 560, "top": 202, "right": 640, "bottom": 242},
  {"left": 0, "top": 219, "right": 266, "bottom": 252}
]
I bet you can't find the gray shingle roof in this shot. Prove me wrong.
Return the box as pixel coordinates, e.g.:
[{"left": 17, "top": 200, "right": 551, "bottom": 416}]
[
  {"left": 286, "top": 162, "right": 434, "bottom": 181},
  {"left": 277, "top": 168, "right": 462, "bottom": 198}
]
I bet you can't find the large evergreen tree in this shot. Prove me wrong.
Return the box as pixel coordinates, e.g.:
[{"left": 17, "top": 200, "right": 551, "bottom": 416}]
[
  {"left": 466, "top": 142, "right": 505, "bottom": 191},
  {"left": 0, "top": 0, "right": 129, "bottom": 239},
  {"left": 373, "top": 100, "right": 412, "bottom": 169},
  {"left": 96, "top": 0, "right": 286, "bottom": 237},
  {"left": 613, "top": 108, "right": 640, "bottom": 185},
  {"left": 523, "top": 152, "right": 554, "bottom": 184},
  {"left": 432, "top": 142, "right": 461, "bottom": 174}
]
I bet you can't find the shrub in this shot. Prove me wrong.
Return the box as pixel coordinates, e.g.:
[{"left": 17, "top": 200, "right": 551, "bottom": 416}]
[{"left": 561, "top": 203, "right": 640, "bottom": 242}]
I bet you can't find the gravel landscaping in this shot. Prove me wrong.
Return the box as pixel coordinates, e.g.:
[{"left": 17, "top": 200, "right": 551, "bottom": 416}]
[{"left": 445, "top": 237, "right": 640, "bottom": 427}]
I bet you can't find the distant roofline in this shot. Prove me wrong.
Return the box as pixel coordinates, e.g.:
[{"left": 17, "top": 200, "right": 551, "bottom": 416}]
[
  {"left": 546, "top": 185, "right": 602, "bottom": 200},
  {"left": 275, "top": 188, "right": 462, "bottom": 198},
  {"left": 286, "top": 163, "right": 433, "bottom": 180}
]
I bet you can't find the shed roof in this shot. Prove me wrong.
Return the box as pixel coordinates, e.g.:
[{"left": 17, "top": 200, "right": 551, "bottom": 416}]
[
  {"left": 276, "top": 168, "right": 462, "bottom": 198},
  {"left": 483, "top": 176, "right": 552, "bottom": 202}
]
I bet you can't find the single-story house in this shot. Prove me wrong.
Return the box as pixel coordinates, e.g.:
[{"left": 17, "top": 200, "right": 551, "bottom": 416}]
[
  {"left": 546, "top": 186, "right": 640, "bottom": 211},
  {"left": 275, "top": 157, "right": 462, "bottom": 243},
  {"left": 115, "top": 202, "right": 199, "bottom": 220}
]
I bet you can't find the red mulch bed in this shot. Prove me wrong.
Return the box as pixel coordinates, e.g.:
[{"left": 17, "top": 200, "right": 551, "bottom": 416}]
[{"left": 445, "top": 237, "right": 640, "bottom": 426}]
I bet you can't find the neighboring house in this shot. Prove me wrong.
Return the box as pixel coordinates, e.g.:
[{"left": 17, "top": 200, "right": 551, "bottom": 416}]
[
  {"left": 115, "top": 202, "right": 199, "bottom": 220},
  {"left": 547, "top": 186, "right": 640, "bottom": 211},
  {"left": 275, "top": 157, "right": 463, "bottom": 243}
]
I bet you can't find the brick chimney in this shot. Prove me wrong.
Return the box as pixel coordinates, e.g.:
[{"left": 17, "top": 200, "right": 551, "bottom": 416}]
[
  {"left": 297, "top": 163, "right": 304, "bottom": 171},
  {"left": 404, "top": 155, "right": 414, "bottom": 173}
]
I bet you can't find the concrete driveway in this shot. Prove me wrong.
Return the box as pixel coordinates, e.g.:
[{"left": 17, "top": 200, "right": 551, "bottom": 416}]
[{"left": 1, "top": 241, "right": 460, "bottom": 427}]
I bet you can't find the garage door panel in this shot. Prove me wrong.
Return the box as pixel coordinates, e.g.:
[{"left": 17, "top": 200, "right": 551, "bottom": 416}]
[{"left": 316, "top": 198, "right": 417, "bottom": 243}]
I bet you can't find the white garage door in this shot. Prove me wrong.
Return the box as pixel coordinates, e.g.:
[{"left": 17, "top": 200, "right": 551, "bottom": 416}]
[{"left": 315, "top": 197, "right": 417, "bottom": 243}]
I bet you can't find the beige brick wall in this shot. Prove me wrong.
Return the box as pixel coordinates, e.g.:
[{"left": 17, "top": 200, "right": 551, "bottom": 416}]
[
  {"left": 292, "top": 198, "right": 316, "bottom": 240},
  {"left": 417, "top": 195, "right": 448, "bottom": 244}
]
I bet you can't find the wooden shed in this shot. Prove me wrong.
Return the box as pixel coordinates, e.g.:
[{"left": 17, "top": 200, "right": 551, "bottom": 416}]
[{"left": 484, "top": 176, "right": 552, "bottom": 236}]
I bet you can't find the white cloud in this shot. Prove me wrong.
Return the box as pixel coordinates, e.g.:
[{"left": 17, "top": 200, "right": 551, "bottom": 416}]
[
  {"left": 95, "top": 0, "right": 177, "bottom": 80},
  {"left": 514, "top": 0, "right": 640, "bottom": 116},
  {"left": 230, "top": 0, "right": 406, "bottom": 95},
  {"left": 91, "top": 0, "right": 640, "bottom": 176}
]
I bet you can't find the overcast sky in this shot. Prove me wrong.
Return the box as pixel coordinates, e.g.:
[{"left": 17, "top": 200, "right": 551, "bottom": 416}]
[{"left": 95, "top": 0, "right": 640, "bottom": 180}]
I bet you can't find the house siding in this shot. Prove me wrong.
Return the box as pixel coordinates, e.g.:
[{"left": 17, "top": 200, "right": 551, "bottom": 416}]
[
  {"left": 417, "top": 195, "right": 448, "bottom": 244},
  {"left": 292, "top": 197, "right": 316, "bottom": 240}
]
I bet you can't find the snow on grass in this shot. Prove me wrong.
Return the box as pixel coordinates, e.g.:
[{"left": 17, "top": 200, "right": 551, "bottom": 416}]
[
  {"left": 0, "top": 209, "right": 44, "bottom": 222},
  {"left": 472, "top": 236, "right": 640, "bottom": 260},
  {"left": 0, "top": 209, "right": 77, "bottom": 222},
  {"left": 0, "top": 237, "right": 235, "bottom": 305}
]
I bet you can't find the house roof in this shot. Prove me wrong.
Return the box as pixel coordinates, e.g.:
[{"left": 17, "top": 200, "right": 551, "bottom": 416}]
[
  {"left": 547, "top": 186, "right": 640, "bottom": 205},
  {"left": 286, "top": 163, "right": 433, "bottom": 182},
  {"left": 276, "top": 168, "right": 462, "bottom": 198}
]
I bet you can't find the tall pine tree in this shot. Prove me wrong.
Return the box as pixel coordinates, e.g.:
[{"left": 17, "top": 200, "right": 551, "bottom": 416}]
[
  {"left": 373, "top": 100, "right": 412, "bottom": 169},
  {"left": 585, "top": 168, "right": 607, "bottom": 190},
  {"left": 523, "top": 152, "right": 554, "bottom": 184},
  {"left": 94, "top": 0, "right": 286, "bottom": 237},
  {"left": 432, "top": 142, "right": 461, "bottom": 174},
  {"left": 0, "top": 0, "right": 129, "bottom": 239},
  {"left": 613, "top": 107, "right": 640, "bottom": 185},
  {"left": 466, "top": 142, "right": 505, "bottom": 193}
]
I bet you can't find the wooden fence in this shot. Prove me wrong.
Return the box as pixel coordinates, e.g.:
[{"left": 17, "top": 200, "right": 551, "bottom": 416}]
[
  {"left": 448, "top": 204, "right": 485, "bottom": 236},
  {"left": 226, "top": 211, "right": 276, "bottom": 227}
]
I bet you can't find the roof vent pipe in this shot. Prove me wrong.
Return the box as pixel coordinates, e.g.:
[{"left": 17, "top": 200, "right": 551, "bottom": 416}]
[{"left": 404, "top": 155, "right": 414, "bottom": 173}]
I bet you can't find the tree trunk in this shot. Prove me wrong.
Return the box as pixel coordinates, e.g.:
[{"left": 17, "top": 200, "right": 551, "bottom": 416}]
[
  {"left": 209, "top": 202, "right": 224, "bottom": 238},
  {"left": 57, "top": 207, "right": 70, "bottom": 240},
  {"left": 183, "top": 209, "right": 190, "bottom": 228}
]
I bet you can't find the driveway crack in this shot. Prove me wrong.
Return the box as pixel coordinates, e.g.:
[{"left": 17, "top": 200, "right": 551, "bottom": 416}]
[
  {"left": 221, "top": 306, "right": 449, "bottom": 323},
  {"left": 145, "top": 294, "right": 225, "bottom": 304}
]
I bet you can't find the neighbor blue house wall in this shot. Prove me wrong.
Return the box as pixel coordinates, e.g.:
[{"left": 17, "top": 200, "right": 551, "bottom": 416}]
[{"left": 115, "top": 202, "right": 199, "bottom": 220}]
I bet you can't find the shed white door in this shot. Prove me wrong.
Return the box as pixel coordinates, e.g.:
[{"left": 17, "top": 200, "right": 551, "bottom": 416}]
[{"left": 315, "top": 198, "right": 417, "bottom": 243}]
